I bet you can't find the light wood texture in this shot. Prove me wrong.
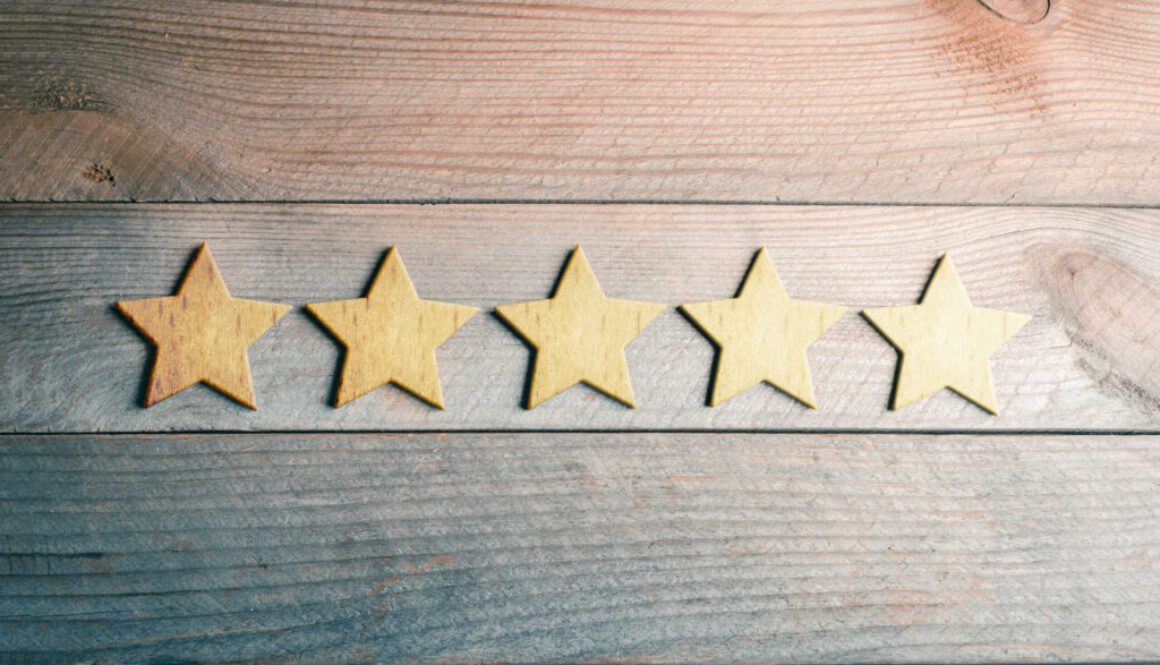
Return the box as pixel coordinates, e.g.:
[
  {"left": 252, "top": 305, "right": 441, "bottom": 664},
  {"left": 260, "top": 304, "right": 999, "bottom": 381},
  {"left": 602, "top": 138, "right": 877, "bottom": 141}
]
[
  {"left": 306, "top": 248, "right": 477, "bottom": 409},
  {"left": 113, "top": 242, "right": 292, "bottom": 409},
  {"left": 4, "top": 431, "right": 1160, "bottom": 663},
  {"left": 495, "top": 246, "right": 665, "bottom": 409},
  {"left": 2, "top": 203, "right": 1159, "bottom": 432},
  {"left": 4, "top": 2, "right": 1156, "bottom": 661},
  {"left": 680, "top": 247, "right": 846, "bottom": 408},
  {"left": 4, "top": 0, "right": 1160, "bottom": 204},
  {"left": 864, "top": 254, "right": 1031, "bottom": 414}
]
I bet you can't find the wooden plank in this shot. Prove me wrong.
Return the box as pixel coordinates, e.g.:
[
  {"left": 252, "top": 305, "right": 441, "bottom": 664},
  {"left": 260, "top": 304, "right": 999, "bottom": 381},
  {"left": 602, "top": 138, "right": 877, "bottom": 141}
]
[
  {"left": 3, "top": 431, "right": 1160, "bottom": 663},
  {"left": 2, "top": 203, "right": 1159, "bottom": 433},
  {"left": 3, "top": 0, "right": 1160, "bottom": 204}
]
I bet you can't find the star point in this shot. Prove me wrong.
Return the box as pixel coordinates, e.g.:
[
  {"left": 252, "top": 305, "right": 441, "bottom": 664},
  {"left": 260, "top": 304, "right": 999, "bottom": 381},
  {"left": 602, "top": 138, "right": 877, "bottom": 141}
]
[
  {"left": 306, "top": 247, "right": 477, "bottom": 409},
  {"left": 680, "top": 247, "right": 846, "bottom": 408},
  {"left": 115, "top": 243, "right": 291, "bottom": 409},
  {"left": 495, "top": 246, "right": 664, "bottom": 409},
  {"left": 862, "top": 254, "right": 1030, "bottom": 414}
]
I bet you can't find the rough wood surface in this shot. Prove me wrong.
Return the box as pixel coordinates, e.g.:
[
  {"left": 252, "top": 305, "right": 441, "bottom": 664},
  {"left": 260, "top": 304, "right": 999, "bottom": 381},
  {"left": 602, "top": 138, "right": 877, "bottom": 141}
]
[
  {"left": 4, "top": 431, "right": 1160, "bottom": 664},
  {"left": 4, "top": 0, "right": 1160, "bottom": 204},
  {"left": 4, "top": 1, "right": 1159, "bottom": 661},
  {"left": 2, "top": 203, "right": 1159, "bottom": 433}
]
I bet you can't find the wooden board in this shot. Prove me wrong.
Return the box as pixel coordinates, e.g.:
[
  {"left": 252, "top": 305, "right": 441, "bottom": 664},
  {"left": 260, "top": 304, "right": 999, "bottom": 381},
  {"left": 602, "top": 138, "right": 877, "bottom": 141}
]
[
  {"left": 4, "top": 431, "right": 1160, "bottom": 664},
  {"left": 5, "top": 1, "right": 1160, "bottom": 661},
  {"left": 3, "top": 203, "right": 1160, "bottom": 433},
  {"left": 4, "top": 0, "right": 1160, "bottom": 204}
]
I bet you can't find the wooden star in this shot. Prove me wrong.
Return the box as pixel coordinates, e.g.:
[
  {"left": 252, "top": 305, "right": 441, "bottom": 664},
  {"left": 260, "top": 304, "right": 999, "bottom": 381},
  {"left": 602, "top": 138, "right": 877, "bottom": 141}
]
[
  {"left": 495, "top": 246, "right": 665, "bottom": 409},
  {"left": 862, "top": 254, "right": 1030, "bottom": 414},
  {"left": 306, "top": 248, "right": 477, "bottom": 409},
  {"left": 115, "top": 243, "right": 291, "bottom": 409},
  {"left": 680, "top": 247, "right": 846, "bottom": 408}
]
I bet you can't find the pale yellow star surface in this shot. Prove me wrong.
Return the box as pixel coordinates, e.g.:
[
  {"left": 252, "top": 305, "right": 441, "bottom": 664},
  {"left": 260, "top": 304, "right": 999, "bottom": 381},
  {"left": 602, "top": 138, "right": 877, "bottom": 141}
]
[
  {"left": 680, "top": 248, "right": 846, "bottom": 408},
  {"left": 495, "top": 246, "right": 665, "bottom": 409},
  {"left": 115, "top": 243, "right": 291, "bottom": 409},
  {"left": 306, "top": 248, "right": 478, "bottom": 409},
  {"left": 862, "top": 254, "right": 1030, "bottom": 414}
]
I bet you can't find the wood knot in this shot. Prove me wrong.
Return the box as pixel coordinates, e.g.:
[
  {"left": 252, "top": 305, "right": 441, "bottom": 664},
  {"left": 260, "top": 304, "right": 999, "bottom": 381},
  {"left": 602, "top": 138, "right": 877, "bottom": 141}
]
[
  {"left": 1031, "top": 244, "right": 1160, "bottom": 414},
  {"left": 31, "top": 77, "right": 95, "bottom": 112},
  {"left": 83, "top": 163, "right": 115, "bottom": 186},
  {"left": 976, "top": 0, "right": 1050, "bottom": 24}
]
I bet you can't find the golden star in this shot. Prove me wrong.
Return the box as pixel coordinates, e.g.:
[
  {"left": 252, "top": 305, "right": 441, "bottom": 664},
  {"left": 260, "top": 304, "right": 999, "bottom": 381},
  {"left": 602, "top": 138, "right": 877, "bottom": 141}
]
[
  {"left": 306, "top": 248, "right": 477, "bottom": 409},
  {"left": 495, "top": 246, "right": 665, "bottom": 409},
  {"left": 680, "top": 247, "right": 846, "bottom": 408},
  {"left": 862, "top": 254, "right": 1030, "bottom": 414},
  {"left": 115, "top": 243, "right": 291, "bottom": 409}
]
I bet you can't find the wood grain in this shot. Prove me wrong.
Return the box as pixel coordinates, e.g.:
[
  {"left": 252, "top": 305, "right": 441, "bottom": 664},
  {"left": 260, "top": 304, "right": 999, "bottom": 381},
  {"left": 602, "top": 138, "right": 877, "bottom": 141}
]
[
  {"left": 4, "top": 0, "right": 1160, "bottom": 203},
  {"left": 2, "top": 203, "right": 1160, "bottom": 432},
  {"left": 3, "top": 431, "right": 1160, "bottom": 663}
]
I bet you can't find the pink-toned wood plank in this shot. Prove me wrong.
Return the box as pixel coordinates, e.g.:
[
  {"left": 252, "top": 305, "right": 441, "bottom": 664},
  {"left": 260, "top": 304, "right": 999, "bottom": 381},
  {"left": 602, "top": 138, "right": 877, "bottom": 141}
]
[{"left": 2, "top": 0, "right": 1160, "bottom": 203}]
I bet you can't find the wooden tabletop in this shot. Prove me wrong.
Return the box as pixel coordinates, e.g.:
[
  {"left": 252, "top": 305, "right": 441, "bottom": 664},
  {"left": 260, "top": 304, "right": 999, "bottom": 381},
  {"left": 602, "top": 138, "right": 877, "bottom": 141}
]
[{"left": 3, "top": 1, "right": 1160, "bottom": 663}]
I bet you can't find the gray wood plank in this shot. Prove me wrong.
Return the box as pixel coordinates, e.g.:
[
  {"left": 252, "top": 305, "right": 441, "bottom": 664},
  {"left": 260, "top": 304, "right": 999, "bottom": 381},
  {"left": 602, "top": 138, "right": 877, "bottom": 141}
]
[
  {"left": 3, "top": 203, "right": 1159, "bottom": 433},
  {"left": 3, "top": 0, "right": 1160, "bottom": 204},
  {"left": 3, "top": 431, "right": 1160, "bottom": 663}
]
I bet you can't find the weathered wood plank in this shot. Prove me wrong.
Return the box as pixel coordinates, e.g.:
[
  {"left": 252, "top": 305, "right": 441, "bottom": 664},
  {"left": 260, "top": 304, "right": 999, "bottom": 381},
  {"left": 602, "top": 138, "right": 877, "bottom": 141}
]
[
  {"left": 3, "top": 0, "right": 1160, "bottom": 203},
  {"left": 1, "top": 203, "right": 1158, "bottom": 432},
  {"left": 3, "top": 431, "right": 1160, "bottom": 663}
]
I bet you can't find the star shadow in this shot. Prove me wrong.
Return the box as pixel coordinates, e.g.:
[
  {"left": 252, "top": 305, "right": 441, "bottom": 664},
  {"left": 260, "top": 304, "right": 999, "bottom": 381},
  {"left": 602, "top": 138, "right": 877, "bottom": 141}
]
[
  {"left": 492, "top": 246, "right": 580, "bottom": 410},
  {"left": 489, "top": 310, "right": 539, "bottom": 409},
  {"left": 675, "top": 305, "right": 721, "bottom": 408},
  {"left": 859, "top": 253, "right": 946, "bottom": 412},
  {"left": 112, "top": 243, "right": 204, "bottom": 408},
  {"left": 302, "top": 247, "right": 395, "bottom": 408},
  {"left": 675, "top": 248, "right": 762, "bottom": 408}
]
